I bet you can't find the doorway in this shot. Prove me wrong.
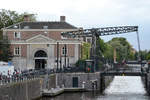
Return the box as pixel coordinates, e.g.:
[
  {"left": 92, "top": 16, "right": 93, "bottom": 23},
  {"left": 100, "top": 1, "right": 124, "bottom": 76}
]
[
  {"left": 35, "top": 59, "right": 47, "bottom": 69},
  {"left": 34, "top": 50, "right": 47, "bottom": 69},
  {"left": 72, "top": 77, "right": 79, "bottom": 87}
]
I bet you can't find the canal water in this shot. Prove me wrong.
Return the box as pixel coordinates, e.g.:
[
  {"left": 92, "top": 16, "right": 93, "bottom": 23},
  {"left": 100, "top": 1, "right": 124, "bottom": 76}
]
[{"left": 40, "top": 76, "right": 150, "bottom": 100}]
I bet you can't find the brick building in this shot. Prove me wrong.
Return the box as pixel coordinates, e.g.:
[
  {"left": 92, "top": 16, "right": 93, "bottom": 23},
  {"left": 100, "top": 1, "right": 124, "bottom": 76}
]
[{"left": 2, "top": 16, "right": 81, "bottom": 71}]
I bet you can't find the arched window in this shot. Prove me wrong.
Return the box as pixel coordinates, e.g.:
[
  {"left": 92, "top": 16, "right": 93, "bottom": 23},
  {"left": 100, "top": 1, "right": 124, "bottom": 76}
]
[{"left": 34, "top": 50, "right": 47, "bottom": 57}]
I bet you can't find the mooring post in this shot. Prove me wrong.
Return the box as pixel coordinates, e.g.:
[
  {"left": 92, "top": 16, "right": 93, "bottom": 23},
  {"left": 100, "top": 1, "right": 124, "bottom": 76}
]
[
  {"left": 103, "top": 77, "right": 105, "bottom": 91},
  {"left": 148, "top": 81, "right": 150, "bottom": 94},
  {"left": 100, "top": 74, "right": 103, "bottom": 93},
  {"left": 100, "top": 73, "right": 105, "bottom": 93},
  {"left": 145, "top": 74, "right": 148, "bottom": 90}
]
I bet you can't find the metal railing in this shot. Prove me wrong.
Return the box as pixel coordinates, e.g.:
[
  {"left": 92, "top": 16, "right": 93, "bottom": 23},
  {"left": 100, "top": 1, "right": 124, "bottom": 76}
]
[
  {"left": 102, "top": 63, "right": 149, "bottom": 73},
  {"left": 0, "top": 67, "right": 85, "bottom": 85}
]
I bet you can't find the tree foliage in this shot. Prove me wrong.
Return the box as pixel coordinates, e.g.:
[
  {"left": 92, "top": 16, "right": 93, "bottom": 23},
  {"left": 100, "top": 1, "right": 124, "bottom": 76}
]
[
  {"left": 0, "top": 36, "right": 12, "bottom": 61},
  {"left": 95, "top": 37, "right": 135, "bottom": 63},
  {"left": 146, "top": 52, "right": 150, "bottom": 60},
  {"left": 0, "top": 9, "right": 36, "bottom": 61},
  {"left": 96, "top": 38, "right": 113, "bottom": 60},
  {"left": 137, "top": 50, "right": 150, "bottom": 61},
  {"left": 107, "top": 37, "right": 135, "bottom": 62},
  {"left": 0, "top": 9, "right": 36, "bottom": 37},
  {"left": 81, "top": 42, "right": 91, "bottom": 60}
]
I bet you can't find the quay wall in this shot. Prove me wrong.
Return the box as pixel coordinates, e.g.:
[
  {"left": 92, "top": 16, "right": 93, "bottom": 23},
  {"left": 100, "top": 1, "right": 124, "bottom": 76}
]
[
  {"left": 0, "top": 79, "right": 43, "bottom": 100},
  {"left": 0, "top": 74, "right": 56, "bottom": 100},
  {"left": 56, "top": 72, "right": 113, "bottom": 91},
  {"left": 57, "top": 72, "right": 100, "bottom": 90},
  {"left": 146, "top": 73, "right": 150, "bottom": 94},
  {"left": 0, "top": 73, "right": 113, "bottom": 100}
]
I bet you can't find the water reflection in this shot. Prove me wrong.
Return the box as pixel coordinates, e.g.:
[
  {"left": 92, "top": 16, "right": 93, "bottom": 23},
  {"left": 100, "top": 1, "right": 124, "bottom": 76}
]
[
  {"left": 40, "top": 92, "right": 101, "bottom": 100},
  {"left": 39, "top": 92, "right": 149, "bottom": 100},
  {"left": 98, "top": 94, "right": 149, "bottom": 100}
]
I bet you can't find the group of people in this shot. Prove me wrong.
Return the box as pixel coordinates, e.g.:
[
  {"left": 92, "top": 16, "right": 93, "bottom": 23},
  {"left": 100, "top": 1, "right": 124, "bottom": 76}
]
[{"left": 0, "top": 69, "right": 21, "bottom": 83}]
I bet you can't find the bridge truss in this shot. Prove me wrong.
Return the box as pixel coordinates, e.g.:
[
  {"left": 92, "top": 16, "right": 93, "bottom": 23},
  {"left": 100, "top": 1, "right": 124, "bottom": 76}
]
[
  {"left": 61, "top": 26, "right": 140, "bottom": 72},
  {"left": 61, "top": 26, "right": 138, "bottom": 37}
]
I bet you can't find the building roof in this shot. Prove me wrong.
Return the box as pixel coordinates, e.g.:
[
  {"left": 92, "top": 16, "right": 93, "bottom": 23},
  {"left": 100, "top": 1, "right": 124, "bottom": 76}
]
[{"left": 5, "top": 21, "right": 77, "bottom": 29}]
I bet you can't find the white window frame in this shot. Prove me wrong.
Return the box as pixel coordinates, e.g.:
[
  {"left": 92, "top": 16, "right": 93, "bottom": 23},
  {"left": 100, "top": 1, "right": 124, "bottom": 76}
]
[
  {"left": 14, "top": 32, "right": 21, "bottom": 39},
  {"left": 14, "top": 46, "right": 21, "bottom": 56},
  {"left": 62, "top": 46, "right": 67, "bottom": 56}
]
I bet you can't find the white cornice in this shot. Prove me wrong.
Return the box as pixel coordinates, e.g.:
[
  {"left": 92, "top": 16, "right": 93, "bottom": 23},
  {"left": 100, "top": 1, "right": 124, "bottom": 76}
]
[
  {"left": 3, "top": 29, "right": 79, "bottom": 32},
  {"left": 10, "top": 42, "right": 81, "bottom": 45},
  {"left": 10, "top": 39, "right": 81, "bottom": 45}
]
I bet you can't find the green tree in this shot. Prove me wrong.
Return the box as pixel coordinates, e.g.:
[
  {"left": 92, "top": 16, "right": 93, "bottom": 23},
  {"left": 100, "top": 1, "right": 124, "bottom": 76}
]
[
  {"left": 0, "top": 9, "right": 36, "bottom": 61},
  {"left": 81, "top": 42, "right": 91, "bottom": 60},
  {"left": 0, "top": 36, "right": 12, "bottom": 61},
  {"left": 146, "top": 51, "right": 150, "bottom": 60},
  {"left": 140, "top": 50, "right": 148, "bottom": 60},
  {"left": 107, "top": 37, "right": 135, "bottom": 62},
  {"left": 96, "top": 37, "right": 113, "bottom": 60},
  {"left": 0, "top": 9, "right": 36, "bottom": 37}
]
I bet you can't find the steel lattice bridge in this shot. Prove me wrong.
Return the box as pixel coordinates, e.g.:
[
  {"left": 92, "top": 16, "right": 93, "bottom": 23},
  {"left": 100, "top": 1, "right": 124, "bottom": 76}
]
[
  {"left": 61, "top": 26, "right": 147, "bottom": 93},
  {"left": 61, "top": 26, "right": 138, "bottom": 37},
  {"left": 61, "top": 26, "right": 141, "bottom": 71}
]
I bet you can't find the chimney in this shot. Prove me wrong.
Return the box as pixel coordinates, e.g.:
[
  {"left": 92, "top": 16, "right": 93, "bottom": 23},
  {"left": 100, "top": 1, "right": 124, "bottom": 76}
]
[
  {"left": 79, "top": 27, "right": 83, "bottom": 31},
  {"left": 23, "top": 15, "right": 30, "bottom": 22},
  {"left": 60, "top": 16, "right": 66, "bottom": 22}
]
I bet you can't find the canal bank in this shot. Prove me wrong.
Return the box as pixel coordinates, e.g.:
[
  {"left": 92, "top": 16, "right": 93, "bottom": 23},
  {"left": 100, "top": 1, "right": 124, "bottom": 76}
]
[
  {"left": 56, "top": 72, "right": 113, "bottom": 91},
  {"left": 0, "top": 79, "right": 43, "bottom": 100},
  {"left": 0, "top": 72, "right": 114, "bottom": 100},
  {"left": 39, "top": 76, "right": 150, "bottom": 100},
  {"left": 144, "top": 73, "right": 150, "bottom": 94}
]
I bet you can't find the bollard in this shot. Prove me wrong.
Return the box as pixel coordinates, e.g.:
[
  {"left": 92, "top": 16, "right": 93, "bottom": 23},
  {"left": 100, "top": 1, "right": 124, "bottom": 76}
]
[
  {"left": 95, "top": 81, "right": 98, "bottom": 90},
  {"left": 0, "top": 80, "right": 1, "bottom": 85},
  {"left": 62, "top": 84, "right": 65, "bottom": 88},
  {"left": 82, "top": 81, "right": 85, "bottom": 89},
  {"left": 148, "top": 81, "right": 150, "bottom": 94},
  {"left": 148, "top": 62, "right": 150, "bottom": 73}
]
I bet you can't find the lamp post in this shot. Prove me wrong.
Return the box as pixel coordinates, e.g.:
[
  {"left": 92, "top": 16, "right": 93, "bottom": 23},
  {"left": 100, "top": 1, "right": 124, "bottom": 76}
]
[
  {"left": 56, "top": 42, "right": 59, "bottom": 72},
  {"left": 60, "top": 56, "right": 62, "bottom": 72},
  {"left": 64, "top": 44, "right": 67, "bottom": 69}
]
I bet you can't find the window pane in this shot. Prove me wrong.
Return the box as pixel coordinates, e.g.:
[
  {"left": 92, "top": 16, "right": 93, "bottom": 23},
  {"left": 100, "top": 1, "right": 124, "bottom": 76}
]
[{"left": 14, "top": 47, "right": 20, "bottom": 55}]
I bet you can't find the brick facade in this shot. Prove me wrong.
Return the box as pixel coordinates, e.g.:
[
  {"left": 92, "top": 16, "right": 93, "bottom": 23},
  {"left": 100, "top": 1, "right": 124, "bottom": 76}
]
[
  {"left": 6, "top": 31, "right": 61, "bottom": 40},
  {"left": 3, "top": 17, "right": 81, "bottom": 70},
  {"left": 10, "top": 44, "right": 27, "bottom": 57},
  {"left": 54, "top": 44, "right": 75, "bottom": 57}
]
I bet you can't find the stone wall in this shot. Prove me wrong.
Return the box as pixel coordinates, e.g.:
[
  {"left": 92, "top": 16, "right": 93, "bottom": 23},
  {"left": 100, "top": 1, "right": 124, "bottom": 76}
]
[
  {"left": 12, "top": 57, "right": 27, "bottom": 70},
  {"left": 56, "top": 72, "right": 113, "bottom": 91},
  {"left": 57, "top": 72, "right": 100, "bottom": 90},
  {"left": 104, "top": 76, "right": 114, "bottom": 90},
  {"left": 42, "top": 74, "right": 56, "bottom": 90},
  {"left": 145, "top": 73, "right": 150, "bottom": 94},
  {"left": 0, "top": 73, "right": 114, "bottom": 100},
  {"left": 0, "top": 79, "right": 43, "bottom": 100}
]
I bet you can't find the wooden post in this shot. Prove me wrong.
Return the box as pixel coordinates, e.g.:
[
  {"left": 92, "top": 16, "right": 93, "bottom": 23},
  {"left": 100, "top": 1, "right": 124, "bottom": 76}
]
[
  {"left": 113, "top": 48, "right": 116, "bottom": 63},
  {"left": 100, "top": 74, "right": 105, "bottom": 93},
  {"left": 145, "top": 74, "right": 148, "bottom": 90}
]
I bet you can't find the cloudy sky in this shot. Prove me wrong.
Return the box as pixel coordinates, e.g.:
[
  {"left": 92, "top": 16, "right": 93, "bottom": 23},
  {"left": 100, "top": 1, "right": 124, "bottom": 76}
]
[{"left": 1, "top": 0, "right": 150, "bottom": 50}]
